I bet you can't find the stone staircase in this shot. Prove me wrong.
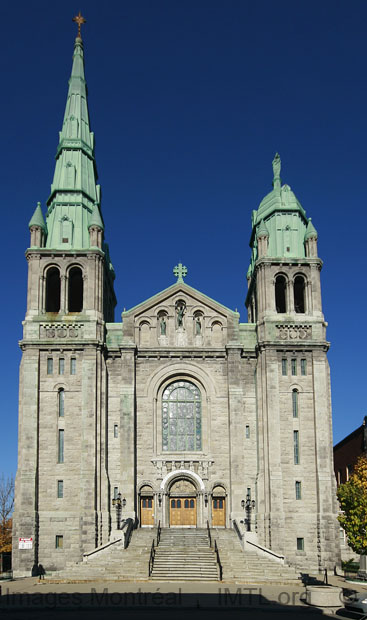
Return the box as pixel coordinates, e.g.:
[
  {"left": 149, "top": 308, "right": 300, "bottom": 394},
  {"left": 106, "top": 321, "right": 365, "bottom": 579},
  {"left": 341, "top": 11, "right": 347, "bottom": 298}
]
[
  {"left": 212, "top": 528, "right": 300, "bottom": 583},
  {"left": 51, "top": 527, "right": 155, "bottom": 581},
  {"left": 150, "top": 528, "right": 219, "bottom": 581},
  {"left": 48, "top": 527, "right": 300, "bottom": 583}
]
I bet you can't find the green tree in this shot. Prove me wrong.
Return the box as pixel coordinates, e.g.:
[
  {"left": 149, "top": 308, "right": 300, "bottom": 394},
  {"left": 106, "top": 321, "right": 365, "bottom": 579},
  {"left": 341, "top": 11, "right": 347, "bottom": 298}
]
[{"left": 337, "top": 456, "right": 367, "bottom": 555}]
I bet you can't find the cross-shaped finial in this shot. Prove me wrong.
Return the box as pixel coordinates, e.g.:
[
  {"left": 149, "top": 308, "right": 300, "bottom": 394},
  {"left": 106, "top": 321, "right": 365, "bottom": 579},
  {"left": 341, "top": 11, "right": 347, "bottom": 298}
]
[
  {"left": 173, "top": 262, "right": 188, "bottom": 283},
  {"left": 73, "top": 11, "right": 86, "bottom": 39}
]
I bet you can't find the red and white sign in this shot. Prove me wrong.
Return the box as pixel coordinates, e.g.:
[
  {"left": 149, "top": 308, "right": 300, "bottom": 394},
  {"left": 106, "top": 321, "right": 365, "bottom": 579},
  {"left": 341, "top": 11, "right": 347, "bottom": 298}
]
[{"left": 19, "top": 537, "right": 33, "bottom": 550}]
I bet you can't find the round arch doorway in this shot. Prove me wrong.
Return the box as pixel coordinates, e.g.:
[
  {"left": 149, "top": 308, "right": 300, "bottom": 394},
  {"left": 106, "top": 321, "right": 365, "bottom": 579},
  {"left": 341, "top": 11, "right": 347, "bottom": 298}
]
[{"left": 169, "top": 478, "right": 197, "bottom": 527}]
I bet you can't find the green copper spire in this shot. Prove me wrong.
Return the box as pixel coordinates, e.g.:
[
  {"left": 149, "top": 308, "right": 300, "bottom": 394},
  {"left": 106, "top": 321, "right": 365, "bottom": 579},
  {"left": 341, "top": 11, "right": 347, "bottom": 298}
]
[
  {"left": 45, "top": 28, "right": 101, "bottom": 250},
  {"left": 305, "top": 218, "right": 318, "bottom": 240},
  {"left": 29, "top": 202, "right": 46, "bottom": 232}
]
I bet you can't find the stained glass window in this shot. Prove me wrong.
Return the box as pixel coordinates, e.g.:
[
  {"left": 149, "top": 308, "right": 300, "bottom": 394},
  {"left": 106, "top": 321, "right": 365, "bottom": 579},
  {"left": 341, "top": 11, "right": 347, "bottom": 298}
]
[{"left": 162, "top": 381, "right": 201, "bottom": 451}]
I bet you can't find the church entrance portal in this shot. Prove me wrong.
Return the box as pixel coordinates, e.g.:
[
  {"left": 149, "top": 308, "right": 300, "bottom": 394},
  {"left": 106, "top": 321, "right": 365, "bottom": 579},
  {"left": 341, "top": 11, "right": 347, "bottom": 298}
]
[{"left": 169, "top": 479, "right": 197, "bottom": 527}]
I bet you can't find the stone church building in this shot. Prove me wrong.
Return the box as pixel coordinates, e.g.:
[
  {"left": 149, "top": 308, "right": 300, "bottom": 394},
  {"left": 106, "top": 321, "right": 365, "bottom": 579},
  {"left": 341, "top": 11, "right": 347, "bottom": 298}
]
[{"left": 12, "top": 29, "right": 340, "bottom": 576}]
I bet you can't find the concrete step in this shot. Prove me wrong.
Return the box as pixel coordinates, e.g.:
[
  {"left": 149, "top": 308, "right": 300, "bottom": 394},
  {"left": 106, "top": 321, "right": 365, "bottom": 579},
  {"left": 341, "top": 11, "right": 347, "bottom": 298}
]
[{"left": 150, "top": 527, "right": 219, "bottom": 582}]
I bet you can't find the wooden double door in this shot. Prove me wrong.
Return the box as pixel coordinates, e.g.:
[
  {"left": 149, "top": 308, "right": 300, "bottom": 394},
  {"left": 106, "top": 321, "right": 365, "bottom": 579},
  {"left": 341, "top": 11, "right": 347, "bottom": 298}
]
[{"left": 170, "top": 497, "right": 197, "bottom": 526}]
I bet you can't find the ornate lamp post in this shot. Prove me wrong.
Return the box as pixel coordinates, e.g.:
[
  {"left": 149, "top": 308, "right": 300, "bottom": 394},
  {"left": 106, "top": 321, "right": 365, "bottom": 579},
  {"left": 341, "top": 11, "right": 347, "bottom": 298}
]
[
  {"left": 112, "top": 493, "right": 125, "bottom": 529},
  {"left": 241, "top": 492, "right": 256, "bottom": 532}
]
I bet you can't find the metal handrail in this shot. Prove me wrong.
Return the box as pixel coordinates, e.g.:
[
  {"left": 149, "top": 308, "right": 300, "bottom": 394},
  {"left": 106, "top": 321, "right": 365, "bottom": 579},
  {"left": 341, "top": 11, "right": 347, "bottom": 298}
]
[
  {"left": 123, "top": 517, "right": 135, "bottom": 549},
  {"left": 233, "top": 519, "right": 243, "bottom": 541},
  {"left": 214, "top": 539, "right": 223, "bottom": 581},
  {"left": 207, "top": 520, "right": 212, "bottom": 548},
  {"left": 148, "top": 539, "right": 155, "bottom": 576},
  {"left": 157, "top": 520, "right": 161, "bottom": 546}
]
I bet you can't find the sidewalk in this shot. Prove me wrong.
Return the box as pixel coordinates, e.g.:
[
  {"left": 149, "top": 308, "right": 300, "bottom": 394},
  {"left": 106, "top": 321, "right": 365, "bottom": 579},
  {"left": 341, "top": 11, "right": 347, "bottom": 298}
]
[{"left": 1, "top": 573, "right": 366, "bottom": 618}]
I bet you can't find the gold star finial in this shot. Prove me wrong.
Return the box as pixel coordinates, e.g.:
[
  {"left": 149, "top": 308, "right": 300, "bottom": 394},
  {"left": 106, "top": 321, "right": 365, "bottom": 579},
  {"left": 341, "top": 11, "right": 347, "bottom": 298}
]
[{"left": 73, "top": 11, "right": 86, "bottom": 39}]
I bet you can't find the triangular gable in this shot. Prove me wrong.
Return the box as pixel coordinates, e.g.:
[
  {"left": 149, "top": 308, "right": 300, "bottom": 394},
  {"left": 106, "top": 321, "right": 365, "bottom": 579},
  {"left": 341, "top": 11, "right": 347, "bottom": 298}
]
[{"left": 122, "top": 282, "right": 236, "bottom": 319}]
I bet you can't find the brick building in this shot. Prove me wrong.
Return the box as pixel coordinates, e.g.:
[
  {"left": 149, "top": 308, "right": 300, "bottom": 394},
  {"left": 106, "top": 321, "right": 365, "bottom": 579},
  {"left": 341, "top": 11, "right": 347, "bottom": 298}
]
[{"left": 334, "top": 416, "right": 367, "bottom": 486}]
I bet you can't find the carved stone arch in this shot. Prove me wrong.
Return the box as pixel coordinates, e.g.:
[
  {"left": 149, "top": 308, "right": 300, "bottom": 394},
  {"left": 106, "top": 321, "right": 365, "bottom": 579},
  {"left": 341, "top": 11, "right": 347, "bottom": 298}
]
[
  {"left": 272, "top": 271, "right": 289, "bottom": 286},
  {"left": 138, "top": 318, "right": 152, "bottom": 328},
  {"left": 43, "top": 263, "right": 62, "bottom": 278},
  {"left": 210, "top": 481, "right": 227, "bottom": 496},
  {"left": 53, "top": 382, "right": 69, "bottom": 392},
  {"left": 292, "top": 271, "right": 307, "bottom": 284},
  {"left": 289, "top": 382, "right": 303, "bottom": 393},
  {"left": 139, "top": 320, "right": 151, "bottom": 346},
  {"left": 139, "top": 483, "right": 155, "bottom": 497},
  {"left": 160, "top": 469, "right": 205, "bottom": 492},
  {"left": 191, "top": 305, "right": 205, "bottom": 316},
  {"left": 156, "top": 306, "right": 169, "bottom": 317},
  {"left": 169, "top": 478, "right": 197, "bottom": 496},
  {"left": 66, "top": 262, "right": 84, "bottom": 276},
  {"left": 172, "top": 294, "right": 188, "bottom": 306},
  {"left": 144, "top": 361, "right": 218, "bottom": 399},
  {"left": 208, "top": 317, "right": 224, "bottom": 328}
]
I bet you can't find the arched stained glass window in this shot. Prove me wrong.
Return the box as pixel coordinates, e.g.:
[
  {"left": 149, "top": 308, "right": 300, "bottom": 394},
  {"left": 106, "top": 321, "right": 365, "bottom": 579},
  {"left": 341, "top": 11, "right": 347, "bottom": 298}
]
[{"left": 162, "top": 381, "right": 202, "bottom": 452}]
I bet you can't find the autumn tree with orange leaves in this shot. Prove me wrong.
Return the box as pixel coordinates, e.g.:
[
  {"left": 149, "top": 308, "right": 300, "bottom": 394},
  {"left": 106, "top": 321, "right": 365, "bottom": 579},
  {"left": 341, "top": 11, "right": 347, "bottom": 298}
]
[
  {"left": 0, "top": 475, "right": 14, "bottom": 554},
  {"left": 337, "top": 455, "right": 367, "bottom": 555}
]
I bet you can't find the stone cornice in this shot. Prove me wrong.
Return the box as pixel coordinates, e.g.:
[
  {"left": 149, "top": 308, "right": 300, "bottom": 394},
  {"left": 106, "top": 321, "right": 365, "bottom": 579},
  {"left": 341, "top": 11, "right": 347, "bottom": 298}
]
[{"left": 25, "top": 248, "right": 105, "bottom": 259}]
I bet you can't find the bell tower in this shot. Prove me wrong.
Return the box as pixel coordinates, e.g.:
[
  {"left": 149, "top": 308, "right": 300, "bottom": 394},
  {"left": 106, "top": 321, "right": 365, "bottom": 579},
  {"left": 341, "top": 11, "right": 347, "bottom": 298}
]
[
  {"left": 13, "top": 19, "right": 116, "bottom": 576},
  {"left": 246, "top": 155, "right": 340, "bottom": 570}
]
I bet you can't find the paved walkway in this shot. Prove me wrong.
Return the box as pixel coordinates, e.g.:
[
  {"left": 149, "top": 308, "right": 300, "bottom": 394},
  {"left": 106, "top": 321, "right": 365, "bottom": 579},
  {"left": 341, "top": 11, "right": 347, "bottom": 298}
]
[{"left": 0, "top": 573, "right": 366, "bottom": 618}]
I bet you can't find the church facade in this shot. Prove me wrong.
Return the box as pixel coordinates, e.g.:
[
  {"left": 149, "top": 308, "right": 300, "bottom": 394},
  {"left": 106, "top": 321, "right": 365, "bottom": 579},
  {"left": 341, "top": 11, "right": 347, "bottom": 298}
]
[{"left": 12, "top": 31, "right": 340, "bottom": 576}]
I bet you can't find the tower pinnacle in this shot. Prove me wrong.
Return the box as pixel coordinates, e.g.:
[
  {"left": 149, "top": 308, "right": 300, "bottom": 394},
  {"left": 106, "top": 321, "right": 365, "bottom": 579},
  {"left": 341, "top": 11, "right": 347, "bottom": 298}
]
[
  {"left": 72, "top": 12, "right": 86, "bottom": 39},
  {"left": 272, "top": 153, "right": 281, "bottom": 190},
  {"left": 45, "top": 28, "right": 101, "bottom": 250}
]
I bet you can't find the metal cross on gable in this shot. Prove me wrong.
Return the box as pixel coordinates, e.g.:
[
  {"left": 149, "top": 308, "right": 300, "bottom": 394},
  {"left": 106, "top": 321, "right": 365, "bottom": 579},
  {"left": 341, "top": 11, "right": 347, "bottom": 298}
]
[{"left": 173, "top": 262, "right": 188, "bottom": 283}]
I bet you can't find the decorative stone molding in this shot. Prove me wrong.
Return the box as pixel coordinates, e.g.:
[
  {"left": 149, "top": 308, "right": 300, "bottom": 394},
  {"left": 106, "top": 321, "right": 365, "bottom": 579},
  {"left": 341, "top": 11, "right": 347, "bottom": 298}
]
[
  {"left": 276, "top": 325, "right": 312, "bottom": 340},
  {"left": 40, "top": 323, "right": 84, "bottom": 339},
  {"left": 152, "top": 458, "right": 214, "bottom": 481}
]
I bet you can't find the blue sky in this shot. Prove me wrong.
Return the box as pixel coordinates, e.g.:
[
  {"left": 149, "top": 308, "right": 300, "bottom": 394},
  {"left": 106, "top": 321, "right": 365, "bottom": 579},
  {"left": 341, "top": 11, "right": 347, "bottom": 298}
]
[{"left": 1, "top": 0, "right": 366, "bottom": 479}]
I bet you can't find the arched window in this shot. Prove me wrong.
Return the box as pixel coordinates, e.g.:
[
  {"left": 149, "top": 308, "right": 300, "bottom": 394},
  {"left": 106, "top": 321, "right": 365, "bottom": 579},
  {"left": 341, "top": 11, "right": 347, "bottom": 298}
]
[
  {"left": 294, "top": 276, "right": 306, "bottom": 313},
  {"left": 162, "top": 381, "right": 201, "bottom": 452},
  {"left": 292, "top": 389, "right": 298, "bottom": 418},
  {"left": 212, "top": 322, "right": 223, "bottom": 346},
  {"left": 68, "top": 267, "right": 83, "bottom": 312},
  {"left": 58, "top": 389, "right": 64, "bottom": 417},
  {"left": 139, "top": 321, "right": 150, "bottom": 346},
  {"left": 194, "top": 312, "right": 203, "bottom": 336},
  {"left": 275, "top": 275, "right": 287, "bottom": 313},
  {"left": 45, "top": 267, "right": 60, "bottom": 312}
]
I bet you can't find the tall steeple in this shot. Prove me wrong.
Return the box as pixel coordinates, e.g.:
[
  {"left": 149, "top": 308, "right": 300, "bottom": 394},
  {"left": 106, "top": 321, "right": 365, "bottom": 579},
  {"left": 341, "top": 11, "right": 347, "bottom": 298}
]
[{"left": 45, "top": 23, "right": 102, "bottom": 249}]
